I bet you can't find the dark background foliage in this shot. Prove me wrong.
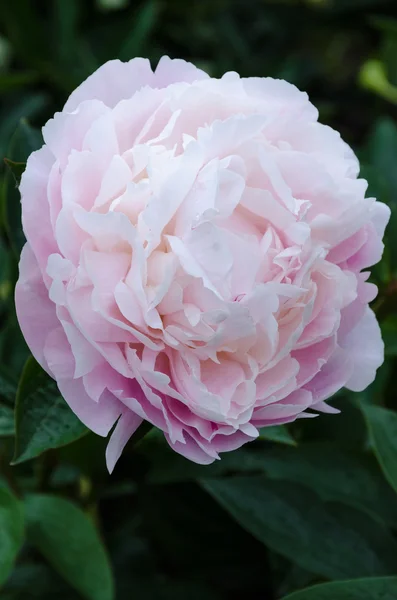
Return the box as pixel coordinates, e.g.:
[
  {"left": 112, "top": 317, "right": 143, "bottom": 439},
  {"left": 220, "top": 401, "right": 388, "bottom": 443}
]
[{"left": 1, "top": 0, "right": 397, "bottom": 598}]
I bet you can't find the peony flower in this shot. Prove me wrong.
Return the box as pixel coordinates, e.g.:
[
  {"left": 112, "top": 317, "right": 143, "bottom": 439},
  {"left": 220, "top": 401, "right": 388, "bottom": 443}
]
[{"left": 15, "top": 57, "right": 390, "bottom": 470}]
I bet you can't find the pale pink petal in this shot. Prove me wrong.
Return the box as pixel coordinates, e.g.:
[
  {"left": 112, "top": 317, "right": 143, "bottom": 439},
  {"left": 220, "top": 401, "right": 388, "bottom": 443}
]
[
  {"left": 304, "top": 346, "right": 353, "bottom": 403},
  {"left": 342, "top": 308, "right": 384, "bottom": 392},
  {"left": 15, "top": 244, "right": 58, "bottom": 374},
  {"left": 64, "top": 58, "right": 154, "bottom": 112},
  {"left": 154, "top": 56, "right": 209, "bottom": 87},
  {"left": 106, "top": 410, "right": 143, "bottom": 473},
  {"left": 20, "top": 147, "right": 57, "bottom": 272},
  {"left": 165, "top": 432, "right": 217, "bottom": 465},
  {"left": 57, "top": 379, "right": 123, "bottom": 436},
  {"left": 42, "top": 100, "right": 108, "bottom": 165}
]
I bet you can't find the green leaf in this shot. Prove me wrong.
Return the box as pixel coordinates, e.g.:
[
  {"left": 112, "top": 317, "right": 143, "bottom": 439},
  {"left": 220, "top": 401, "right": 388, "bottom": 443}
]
[
  {"left": 2, "top": 562, "right": 81, "bottom": 600},
  {"left": 0, "top": 365, "right": 18, "bottom": 404},
  {"left": 0, "top": 2, "right": 74, "bottom": 92},
  {"left": 24, "top": 494, "right": 114, "bottom": 600},
  {"left": 359, "top": 59, "right": 397, "bottom": 104},
  {"left": 1, "top": 118, "right": 43, "bottom": 255},
  {"left": 3, "top": 159, "right": 25, "bottom": 187},
  {"left": 370, "top": 16, "right": 397, "bottom": 36},
  {"left": 53, "top": 0, "right": 80, "bottom": 65},
  {"left": 52, "top": 0, "right": 94, "bottom": 87},
  {"left": 382, "top": 316, "right": 397, "bottom": 355},
  {"left": 0, "top": 487, "right": 24, "bottom": 587},
  {"left": 331, "top": 0, "right": 393, "bottom": 11},
  {"left": 142, "top": 441, "right": 272, "bottom": 484},
  {"left": 97, "top": 0, "right": 129, "bottom": 10},
  {"left": 281, "top": 576, "right": 397, "bottom": 600},
  {"left": 0, "top": 95, "right": 46, "bottom": 158},
  {"left": 0, "top": 403, "right": 14, "bottom": 436},
  {"left": 12, "top": 356, "right": 88, "bottom": 465},
  {"left": 259, "top": 425, "right": 296, "bottom": 446},
  {"left": 144, "top": 440, "right": 397, "bottom": 527},
  {"left": 0, "top": 320, "right": 30, "bottom": 378},
  {"left": 254, "top": 443, "right": 397, "bottom": 528},
  {"left": 0, "top": 235, "right": 12, "bottom": 304},
  {"left": 359, "top": 164, "right": 390, "bottom": 204},
  {"left": 118, "top": 0, "right": 159, "bottom": 60},
  {"left": 202, "top": 477, "right": 397, "bottom": 579},
  {"left": 12, "top": 119, "right": 43, "bottom": 157},
  {"left": 382, "top": 32, "right": 397, "bottom": 87},
  {"left": 367, "top": 118, "right": 397, "bottom": 196},
  {"left": 365, "top": 118, "right": 397, "bottom": 271},
  {"left": 296, "top": 395, "right": 368, "bottom": 450},
  {"left": 0, "top": 2, "right": 48, "bottom": 65},
  {"left": 0, "top": 71, "right": 39, "bottom": 93},
  {"left": 139, "top": 482, "right": 271, "bottom": 596},
  {"left": 361, "top": 404, "right": 397, "bottom": 495}
]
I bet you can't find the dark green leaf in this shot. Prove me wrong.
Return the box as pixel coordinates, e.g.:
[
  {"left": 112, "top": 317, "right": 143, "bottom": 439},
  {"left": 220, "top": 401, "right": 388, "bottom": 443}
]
[
  {"left": 382, "top": 33, "right": 397, "bottom": 87},
  {"left": 0, "top": 71, "right": 38, "bottom": 93},
  {"left": 97, "top": 0, "right": 129, "bottom": 10},
  {"left": 118, "top": 1, "right": 160, "bottom": 60},
  {"left": 361, "top": 404, "right": 397, "bottom": 495},
  {"left": 202, "top": 477, "right": 397, "bottom": 579},
  {"left": 57, "top": 433, "right": 108, "bottom": 480},
  {"left": 0, "top": 2, "right": 48, "bottom": 65},
  {"left": 142, "top": 440, "right": 270, "bottom": 484},
  {"left": 0, "top": 2, "right": 74, "bottom": 92},
  {"left": 144, "top": 439, "right": 397, "bottom": 526},
  {"left": 3, "top": 159, "right": 25, "bottom": 187},
  {"left": 0, "top": 235, "right": 12, "bottom": 303},
  {"left": 370, "top": 16, "right": 397, "bottom": 35},
  {"left": 365, "top": 118, "right": 397, "bottom": 271},
  {"left": 13, "top": 356, "right": 88, "bottom": 464},
  {"left": 281, "top": 576, "right": 397, "bottom": 600},
  {"left": 331, "top": 0, "right": 392, "bottom": 11},
  {"left": 2, "top": 562, "right": 81, "bottom": 600},
  {"left": 366, "top": 118, "right": 397, "bottom": 199},
  {"left": 382, "top": 316, "right": 397, "bottom": 356},
  {"left": 0, "top": 487, "right": 24, "bottom": 587},
  {"left": 0, "top": 320, "right": 30, "bottom": 378},
  {"left": 253, "top": 443, "right": 397, "bottom": 528},
  {"left": 1, "top": 119, "right": 43, "bottom": 255},
  {"left": 259, "top": 425, "right": 296, "bottom": 446},
  {"left": 0, "top": 403, "right": 14, "bottom": 436},
  {"left": 140, "top": 482, "right": 271, "bottom": 597},
  {"left": 52, "top": 0, "right": 95, "bottom": 86},
  {"left": 0, "top": 364, "right": 18, "bottom": 404},
  {"left": 24, "top": 494, "right": 114, "bottom": 600},
  {"left": 53, "top": 0, "right": 80, "bottom": 66},
  {"left": 295, "top": 395, "right": 368, "bottom": 449},
  {"left": 359, "top": 164, "right": 390, "bottom": 205},
  {"left": 0, "top": 95, "right": 46, "bottom": 158},
  {"left": 8, "top": 118, "right": 43, "bottom": 158}
]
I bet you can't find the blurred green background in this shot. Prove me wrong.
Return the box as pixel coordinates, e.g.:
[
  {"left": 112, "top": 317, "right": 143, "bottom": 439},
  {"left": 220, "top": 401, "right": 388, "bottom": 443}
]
[{"left": 2, "top": 0, "right": 397, "bottom": 599}]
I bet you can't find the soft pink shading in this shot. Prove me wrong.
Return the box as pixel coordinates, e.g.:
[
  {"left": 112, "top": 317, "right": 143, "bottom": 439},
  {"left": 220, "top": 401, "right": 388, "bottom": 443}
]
[{"left": 15, "top": 57, "right": 390, "bottom": 470}]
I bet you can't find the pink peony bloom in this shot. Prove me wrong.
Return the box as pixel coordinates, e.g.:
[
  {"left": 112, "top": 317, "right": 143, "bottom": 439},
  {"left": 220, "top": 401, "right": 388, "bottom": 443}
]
[{"left": 16, "top": 57, "right": 390, "bottom": 470}]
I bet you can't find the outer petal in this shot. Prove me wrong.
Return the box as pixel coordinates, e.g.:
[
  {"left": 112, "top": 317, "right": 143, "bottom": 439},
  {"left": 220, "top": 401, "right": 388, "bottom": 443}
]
[
  {"left": 57, "top": 380, "right": 123, "bottom": 437},
  {"left": 64, "top": 58, "right": 154, "bottom": 112},
  {"left": 42, "top": 100, "right": 108, "bottom": 166},
  {"left": 20, "top": 146, "right": 57, "bottom": 272},
  {"left": 342, "top": 308, "right": 384, "bottom": 392},
  {"left": 304, "top": 346, "right": 353, "bottom": 403},
  {"left": 154, "top": 56, "right": 209, "bottom": 87},
  {"left": 15, "top": 244, "right": 59, "bottom": 374},
  {"left": 165, "top": 432, "right": 217, "bottom": 465},
  {"left": 106, "top": 410, "right": 143, "bottom": 473}
]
